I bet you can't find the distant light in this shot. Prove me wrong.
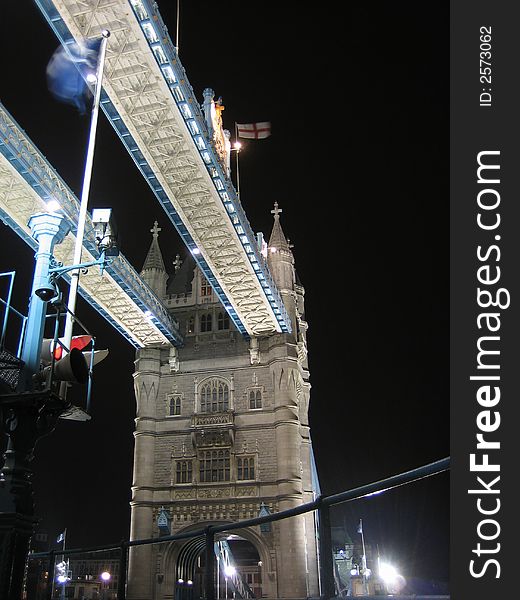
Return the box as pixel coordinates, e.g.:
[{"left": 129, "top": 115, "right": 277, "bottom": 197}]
[
  {"left": 187, "top": 580, "right": 193, "bottom": 586},
  {"left": 46, "top": 199, "right": 61, "bottom": 212},
  {"left": 379, "top": 562, "right": 398, "bottom": 584},
  {"left": 177, "top": 578, "right": 184, "bottom": 584},
  {"left": 100, "top": 571, "right": 111, "bottom": 582},
  {"left": 192, "top": 247, "right": 200, "bottom": 255},
  {"left": 233, "top": 141, "right": 242, "bottom": 150},
  {"left": 224, "top": 565, "right": 236, "bottom": 577},
  {"left": 57, "top": 575, "right": 67, "bottom": 583},
  {"left": 363, "top": 489, "right": 385, "bottom": 498}
]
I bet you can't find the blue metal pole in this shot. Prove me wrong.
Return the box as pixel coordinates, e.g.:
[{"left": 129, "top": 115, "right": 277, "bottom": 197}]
[{"left": 18, "top": 212, "right": 70, "bottom": 391}]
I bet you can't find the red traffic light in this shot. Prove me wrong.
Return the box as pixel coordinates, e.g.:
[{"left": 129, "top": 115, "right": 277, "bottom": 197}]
[{"left": 53, "top": 335, "right": 92, "bottom": 360}]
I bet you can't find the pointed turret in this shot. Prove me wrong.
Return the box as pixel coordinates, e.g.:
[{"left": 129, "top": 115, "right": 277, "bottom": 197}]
[
  {"left": 140, "top": 221, "right": 168, "bottom": 297},
  {"left": 267, "top": 202, "right": 295, "bottom": 293}
]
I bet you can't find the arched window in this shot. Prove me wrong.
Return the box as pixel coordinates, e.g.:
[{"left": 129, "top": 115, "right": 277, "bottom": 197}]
[
  {"left": 199, "top": 449, "right": 230, "bottom": 482},
  {"left": 200, "top": 313, "right": 212, "bottom": 332},
  {"left": 200, "top": 380, "right": 229, "bottom": 413},
  {"left": 237, "top": 456, "right": 255, "bottom": 480},
  {"left": 217, "top": 311, "right": 230, "bottom": 330},
  {"left": 249, "top": 389, "right": 262, "bottom": 409},
  {"left": 169, "top": 396, "right": 181, "bottom": 416}
]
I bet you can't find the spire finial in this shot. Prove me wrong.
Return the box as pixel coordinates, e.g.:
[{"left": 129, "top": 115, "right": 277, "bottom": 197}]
[
  {"left": 271, "top": 202, "right": 282, "bottom": 220},
  {"left": 150, "top": 221, "right": 161, "bottom": 238},
  {"left": 173, "top": 253, "right": 182, "bottom": 273}
]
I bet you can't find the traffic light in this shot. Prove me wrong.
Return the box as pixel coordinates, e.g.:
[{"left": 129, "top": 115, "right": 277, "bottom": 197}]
[
  {"left": 39, "top": 336, "right": 90, "bottom": 387},
  {"left": 36, "top": 335, "right": 108, "bottom": 394}
]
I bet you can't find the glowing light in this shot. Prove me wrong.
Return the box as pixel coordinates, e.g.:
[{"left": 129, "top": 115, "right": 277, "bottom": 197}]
[
  {"left": 187, "top": 580, "right": 193, "bottom": 586},
  {"left": 224, "top": 565, "right": 236, "bottom": 577},
  {"left": 192, "top": 247, "right": 200, "bottom": 255},
  {"left": 57, "top": 575, "right": 67, "bottom": 583},
  {"left": 100, "top": 571, "right": 111, "bottom": 582},
  {"left": 177, "top": 578, "right": 184, "bottom": 584},
  {"left": 379, "top": 562, "right": 398, "bottom": 584},
  {"left": 46, "top": 199, "right": 61, "bottom": 212},
  {"left": 233, "top": 141, "right": 242, "bottom": 150}
]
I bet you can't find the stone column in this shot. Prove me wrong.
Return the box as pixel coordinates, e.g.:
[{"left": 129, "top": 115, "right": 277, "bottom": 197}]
[
  {"left": 272, "top": 363, "right": 308, "bottom": 599},
  {"left": 127, "top": 348, "right": 161, "bottom": 599}
]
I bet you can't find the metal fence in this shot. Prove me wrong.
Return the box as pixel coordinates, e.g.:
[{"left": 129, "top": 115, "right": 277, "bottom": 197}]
[{"left": 27, "top": 457, "right": 450, "bottom": 600}]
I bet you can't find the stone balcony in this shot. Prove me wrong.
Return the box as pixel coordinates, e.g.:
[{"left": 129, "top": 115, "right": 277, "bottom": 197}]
[{"left": 190, "top": 411, "right": 235, "bottom": 447}]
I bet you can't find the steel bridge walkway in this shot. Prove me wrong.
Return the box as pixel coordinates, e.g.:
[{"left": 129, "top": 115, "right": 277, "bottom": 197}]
[
  {"left": 0, "top": 102, "right": 181, "bottom": 349},
  {"left": 33, "top": 0, "right": 291, "bottom": 338}
]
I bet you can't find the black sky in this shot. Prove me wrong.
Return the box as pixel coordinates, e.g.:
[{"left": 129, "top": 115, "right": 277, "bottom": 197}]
[{"left": 0, "top": 1, "right": 448, "bottom": 586}]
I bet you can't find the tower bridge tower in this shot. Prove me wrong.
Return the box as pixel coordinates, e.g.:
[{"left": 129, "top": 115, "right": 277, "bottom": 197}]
[{"left": 128, "top": 205, "right": 318, "bottom": 599}]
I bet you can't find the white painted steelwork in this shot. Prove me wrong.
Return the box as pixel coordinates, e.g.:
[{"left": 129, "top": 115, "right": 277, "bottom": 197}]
[
  {"left": 0, "top": 102, "right": 181, "bottom": 348},
  {"left": 34, "top": 0, "right": 291, "bottom": 337}
]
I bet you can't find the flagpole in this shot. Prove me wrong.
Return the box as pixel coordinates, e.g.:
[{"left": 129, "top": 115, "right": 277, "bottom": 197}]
[
  {"left": 176, "top": 0, "right": 181, "bottom": 52},
  {"left": 359, "top": 519, "right": 369, "bottom": 595},
  {"left": 60, "top": 527, "right": 67, "bottom": 600},
  {"left": 63, "top": 30, "right": 110, "bottom": 349},
  {"left": 234, "top": 122, "right": 241, "bottom": 198}
]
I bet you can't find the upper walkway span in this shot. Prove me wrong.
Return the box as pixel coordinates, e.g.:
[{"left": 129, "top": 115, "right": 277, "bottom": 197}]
[
  {"left": 0, "top": 102, "right": 181, "bottom": 349},
  {"left": 34, "top": 0, "right": 291, "bottom": 338}
]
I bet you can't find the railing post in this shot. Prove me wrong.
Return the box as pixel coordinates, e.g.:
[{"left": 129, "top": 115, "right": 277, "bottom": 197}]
[
  {"left": 204, "top": 526, "right": 215, "bottom": 600},
  {"left": 117, "top": 540, "right": 128, "bottom": 600},
  {"left": 317, "top": 500, "right": 335, "bottom": 599},
  {"left": 45, "top": 550, "right": 55, "bottom": 600}
]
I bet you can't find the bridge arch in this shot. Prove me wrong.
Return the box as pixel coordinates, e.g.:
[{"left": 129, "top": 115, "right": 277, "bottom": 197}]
[{"left": 161, "top": 521, "right": 275, "bottom": 599}]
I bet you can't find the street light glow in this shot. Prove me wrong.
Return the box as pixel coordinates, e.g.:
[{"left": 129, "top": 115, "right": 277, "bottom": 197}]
[
  {"left": 100, "top": 571, "right": 111, "bottom": 582},
  {"left": 46, "top": 199, "right": 61, "bottom": 212},
  {"left": 224, "top": 565, "right": 236, "bottom": 577},
  {"left": 379, "top": 562, "right": 398, "bottom": 584}
]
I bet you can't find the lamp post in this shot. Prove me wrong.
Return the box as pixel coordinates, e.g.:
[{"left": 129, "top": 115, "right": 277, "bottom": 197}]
[
  {"left": 0, "top": 211, "right": 70, "bottom": 600},
  {"left": 230, "top": 141, "right": 242, "bottom": 198},
  {"left": 224, "top": 565, "right": 236, "bottom": 599},
  {"left": 100, "top": 570, "right": 111, "bottom": 600}
]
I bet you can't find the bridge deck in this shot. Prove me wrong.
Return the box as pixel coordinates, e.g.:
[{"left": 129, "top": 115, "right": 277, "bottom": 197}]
[
  {"left": 0, "top": 102, "right": 182, "bottom": 348},
  {"left": 34, "top": 0, "right": 291, "bottom": 337}
]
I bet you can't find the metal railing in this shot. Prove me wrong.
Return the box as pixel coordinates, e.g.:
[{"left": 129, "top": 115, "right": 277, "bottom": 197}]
[{"left": 27, "top": 456, "right": 449, "bottom": 599}]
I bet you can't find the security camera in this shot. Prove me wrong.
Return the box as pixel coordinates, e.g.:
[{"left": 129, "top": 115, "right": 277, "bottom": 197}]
[{"left": 35, "top": 283, "right": 57, "bottom": 301}]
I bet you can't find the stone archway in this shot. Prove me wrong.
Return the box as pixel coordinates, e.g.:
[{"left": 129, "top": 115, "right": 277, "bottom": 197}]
[{"left": 161, "top": 523, "right": 276, "bottom": 600}]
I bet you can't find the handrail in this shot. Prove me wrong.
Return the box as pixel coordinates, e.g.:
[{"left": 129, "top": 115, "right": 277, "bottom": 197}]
[{"left": 29, "top": 456, "right": 450, "bottom": 559}]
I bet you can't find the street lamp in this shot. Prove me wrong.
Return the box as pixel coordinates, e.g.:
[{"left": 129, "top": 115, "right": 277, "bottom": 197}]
[
  {"left": 100, "top": 571, "right": 111, "bottom": 600},
  {"left": 230, "top": 141, "right": 242, "bottom": 197},
  {"left": 379, "top": 561, "right": 405, "bottom": 594},
  {"left": 223, "top": 564, "right": 236, "bottom": 598}
]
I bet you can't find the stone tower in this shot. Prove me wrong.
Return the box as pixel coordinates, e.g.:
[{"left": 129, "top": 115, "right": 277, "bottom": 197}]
[{"left": 128, "top": 204, "right": 318, "bottom": 599}]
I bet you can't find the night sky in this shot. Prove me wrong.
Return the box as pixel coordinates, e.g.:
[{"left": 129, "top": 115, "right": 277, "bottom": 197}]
[{"left": 0, "top": 0, "right": 448, "bottom": 587}]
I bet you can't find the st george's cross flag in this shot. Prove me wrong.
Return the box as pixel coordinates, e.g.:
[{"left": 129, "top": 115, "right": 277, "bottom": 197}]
[{"left": 236, "top": 122, "right": 271, "bottom": 140}]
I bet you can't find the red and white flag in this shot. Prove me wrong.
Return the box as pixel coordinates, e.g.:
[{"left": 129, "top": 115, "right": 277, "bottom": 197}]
[{"left": 236, "top": 122, "right": 271, "bottom": 140}]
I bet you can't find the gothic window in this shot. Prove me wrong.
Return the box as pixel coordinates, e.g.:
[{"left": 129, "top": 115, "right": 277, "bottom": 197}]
[
  {"left": 237, "top": 456, "right": 255, "bottom": 481},
  {"left": 249, "top": 389, "right": 262, "bottom": 409},
  {"left": 201, "top": 277, "right": 212, "bottom": 297},
  {"left": 176, "top": 460, "right": 193, "bottom": 484},
  {"left": 217, "top": 311, "right": 230, "bottom": 330},
  {"left": 169, "top": 396, "right": 181, "bottom": 416},
  {"left": 200, "top": 313, "right": 212, "bottom": 332},
  {"left": 199, "top": 449, "right": 230, "bottom": 482},
  {"left": 200, "top": 380, "right": 229, "bottom": 413}
]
